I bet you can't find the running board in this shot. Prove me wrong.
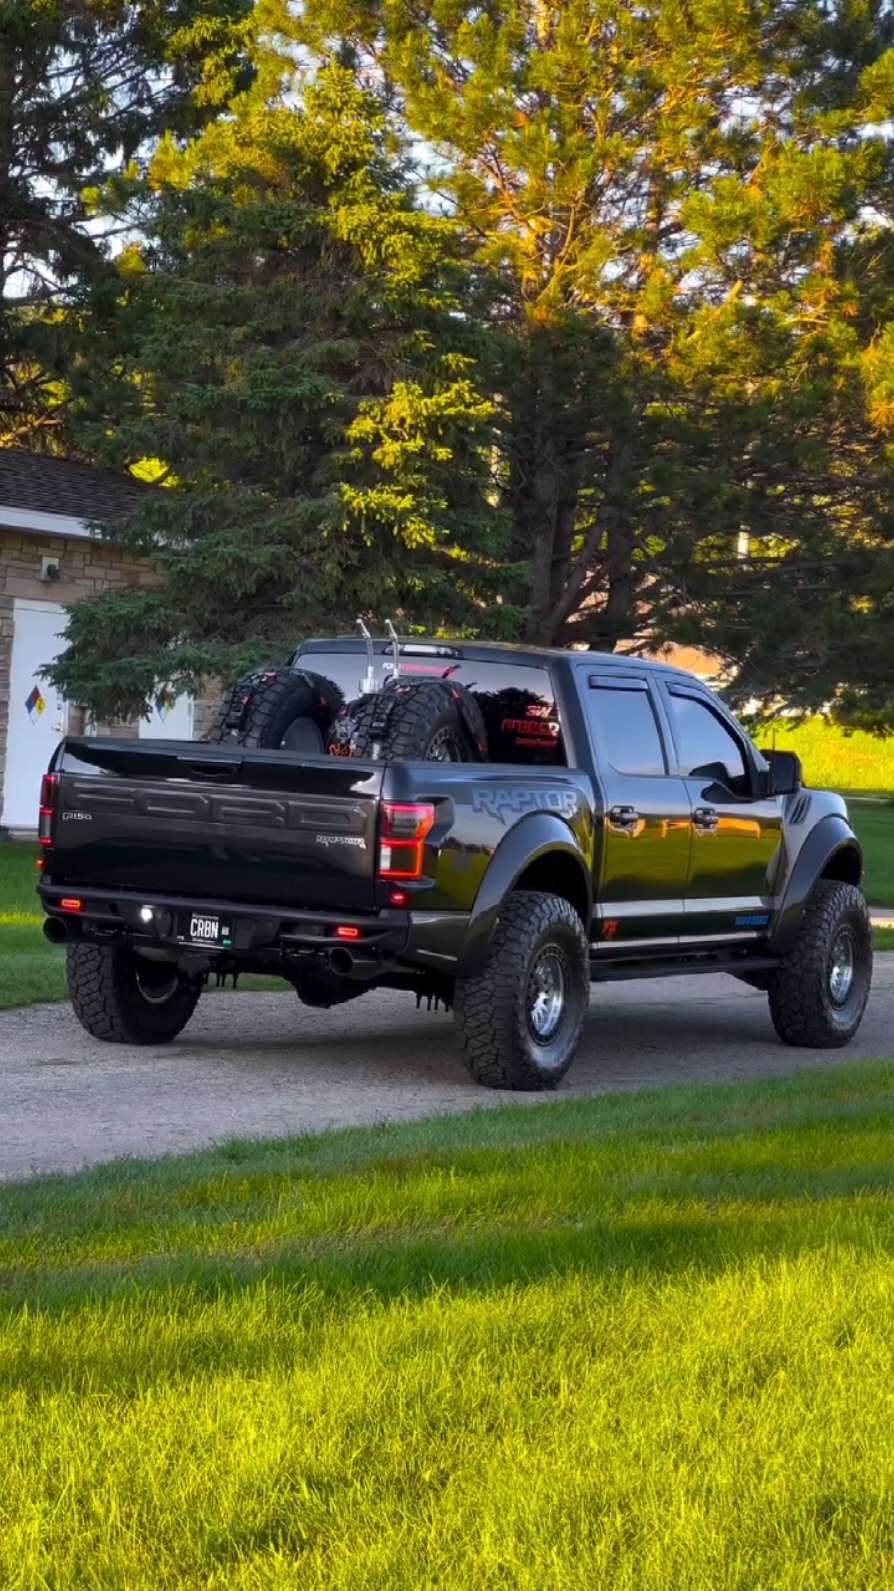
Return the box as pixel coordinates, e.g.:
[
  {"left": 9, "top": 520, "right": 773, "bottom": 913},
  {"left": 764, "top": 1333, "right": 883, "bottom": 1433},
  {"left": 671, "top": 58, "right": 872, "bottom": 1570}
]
[{"left": 589, "top": 953, "right": 779, "bottom": 985}]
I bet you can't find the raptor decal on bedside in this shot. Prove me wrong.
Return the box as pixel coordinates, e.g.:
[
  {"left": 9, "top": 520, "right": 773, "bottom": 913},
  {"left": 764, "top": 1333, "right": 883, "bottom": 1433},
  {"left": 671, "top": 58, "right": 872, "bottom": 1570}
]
[{"left": 470, "top": 787, "right": 578, "bottom": 825}]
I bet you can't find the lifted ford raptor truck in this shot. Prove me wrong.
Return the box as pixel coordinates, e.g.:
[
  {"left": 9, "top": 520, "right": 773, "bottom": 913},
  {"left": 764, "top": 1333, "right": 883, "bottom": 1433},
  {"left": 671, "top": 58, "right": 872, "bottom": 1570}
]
[{"left": 37, "top": 636, "right": 872, "bottom": 1090}]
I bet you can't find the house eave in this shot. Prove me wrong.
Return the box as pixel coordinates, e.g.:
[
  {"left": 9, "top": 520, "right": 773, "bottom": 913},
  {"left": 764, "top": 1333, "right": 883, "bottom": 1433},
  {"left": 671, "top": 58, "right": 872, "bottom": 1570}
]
[{"left": 0, "top": 504, "right": 98, "bottom": 540}]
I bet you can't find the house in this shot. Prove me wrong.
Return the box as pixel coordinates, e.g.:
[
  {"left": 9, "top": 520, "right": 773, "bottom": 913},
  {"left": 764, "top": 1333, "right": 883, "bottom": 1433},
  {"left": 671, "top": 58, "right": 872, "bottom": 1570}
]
[{"left": 0, "top": 449, "right": 195, "bottom": 835}]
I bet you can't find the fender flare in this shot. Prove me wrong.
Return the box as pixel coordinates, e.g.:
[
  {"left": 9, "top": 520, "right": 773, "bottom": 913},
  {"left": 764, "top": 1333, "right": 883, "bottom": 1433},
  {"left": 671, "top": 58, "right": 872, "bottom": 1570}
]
[
  {"left": 769, "top": 814, "right": 863, "bottom": 956},
  {"left": 455, "top": 813, "right": 592, "bottom": 974}
]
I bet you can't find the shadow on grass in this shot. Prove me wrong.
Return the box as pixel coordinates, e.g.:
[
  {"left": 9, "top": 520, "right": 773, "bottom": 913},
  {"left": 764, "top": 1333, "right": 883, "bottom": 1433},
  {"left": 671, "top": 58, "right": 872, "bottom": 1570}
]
[
  {"left": 1, "top": 1182, "right": 893, "bottom": 1396},
  {"left": 1, "top": 1061, "right": 893, "bottom": 1396}
]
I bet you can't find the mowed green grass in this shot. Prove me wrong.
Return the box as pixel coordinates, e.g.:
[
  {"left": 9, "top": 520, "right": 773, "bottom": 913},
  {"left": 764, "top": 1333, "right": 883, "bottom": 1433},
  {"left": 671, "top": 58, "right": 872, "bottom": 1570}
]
[
  {"left": 0, "top": 845, "right": 64, "bottom": 1007},
  {"left": 754, "top": 715, "right": 894, "bottom": 791},
  {"left": 0, "top": 837, "right": 42, "bottom": 923},
  {"left": 844, "top": 800, "right": 894, "bottom": 907},
  {"left": 1, "top": 1063, "right": 894, "bottom": 1589},
  {"left": 750, "top": 718, "right": 894, "bottom": 901}
]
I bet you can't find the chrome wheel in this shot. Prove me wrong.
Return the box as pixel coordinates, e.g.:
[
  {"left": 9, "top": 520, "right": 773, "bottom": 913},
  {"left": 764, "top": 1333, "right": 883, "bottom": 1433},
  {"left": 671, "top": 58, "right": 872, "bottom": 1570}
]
[
  {"left": 828, "top": 928, "right": 856, "bottom": 1008},
  {"left": 526, "top": 947, "right": 568, "bottom": 1043}
]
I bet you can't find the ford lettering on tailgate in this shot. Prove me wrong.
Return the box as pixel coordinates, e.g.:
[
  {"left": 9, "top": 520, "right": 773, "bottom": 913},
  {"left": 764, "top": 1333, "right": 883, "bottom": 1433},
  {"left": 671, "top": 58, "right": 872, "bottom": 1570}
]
[{"left": 67, "top": 784, "right": 368, "bottom": 835}]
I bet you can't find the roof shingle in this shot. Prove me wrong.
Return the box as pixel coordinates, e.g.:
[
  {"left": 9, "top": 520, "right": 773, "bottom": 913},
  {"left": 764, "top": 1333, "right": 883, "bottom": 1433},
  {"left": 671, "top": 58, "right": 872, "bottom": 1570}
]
[{"left": 0, "top": 448, "right": 145, "bottom": 523}]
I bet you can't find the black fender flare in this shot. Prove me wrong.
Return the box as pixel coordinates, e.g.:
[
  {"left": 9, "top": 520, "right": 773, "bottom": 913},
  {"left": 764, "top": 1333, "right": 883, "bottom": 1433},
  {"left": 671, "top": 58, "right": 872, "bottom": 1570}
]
[
  {"left": 455, "top": 813, "right": 592, "bottom": 974},
  {"left": 769, "top": 814, "right": 863, "bottom": 956}
]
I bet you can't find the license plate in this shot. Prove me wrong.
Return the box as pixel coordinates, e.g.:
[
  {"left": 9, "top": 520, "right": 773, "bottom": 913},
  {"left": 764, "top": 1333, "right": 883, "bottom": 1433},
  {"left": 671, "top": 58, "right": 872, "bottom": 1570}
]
[{"left": 187, "top": 913, "right": 227, "bottom": 946}]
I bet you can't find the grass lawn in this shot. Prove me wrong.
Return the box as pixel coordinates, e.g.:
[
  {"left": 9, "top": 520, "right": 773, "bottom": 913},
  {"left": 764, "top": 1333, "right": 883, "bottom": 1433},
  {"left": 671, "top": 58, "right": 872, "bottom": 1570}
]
[
  {"left": 753, "top": 715, "right": 894, "bottom": 791},
  {"left": 0, "top": 837, "right": 43, "bottom": 922},
  {"left": 842, "top": 798, "right": 894, "bottom": 907},
  {"left": 1, "top": 1062, "right": 893, "bottom": 1587}
]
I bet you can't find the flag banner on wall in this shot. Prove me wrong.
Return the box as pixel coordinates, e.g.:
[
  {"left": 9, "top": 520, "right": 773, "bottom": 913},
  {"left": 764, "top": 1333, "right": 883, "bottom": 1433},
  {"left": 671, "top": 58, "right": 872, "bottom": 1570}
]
[{"left": 25, "top": 686, "right": 45, "bottom": 720}]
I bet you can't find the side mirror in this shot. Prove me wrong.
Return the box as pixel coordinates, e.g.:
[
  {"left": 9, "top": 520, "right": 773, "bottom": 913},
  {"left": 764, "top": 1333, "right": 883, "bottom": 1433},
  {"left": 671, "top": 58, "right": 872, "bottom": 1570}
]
[{"left": 766, "top": 749, "right": 802, "bottom": 797}]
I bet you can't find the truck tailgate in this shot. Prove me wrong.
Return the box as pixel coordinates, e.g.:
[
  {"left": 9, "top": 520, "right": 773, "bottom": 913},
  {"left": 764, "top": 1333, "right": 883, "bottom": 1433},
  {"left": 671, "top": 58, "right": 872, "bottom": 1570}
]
[{"left": 48, "top": 739, "right": 384, "bottom": 912}]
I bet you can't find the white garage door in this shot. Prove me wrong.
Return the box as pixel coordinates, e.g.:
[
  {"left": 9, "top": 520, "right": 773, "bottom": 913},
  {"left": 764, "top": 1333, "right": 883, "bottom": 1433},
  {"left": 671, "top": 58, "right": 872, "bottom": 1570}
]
[
  {"left": 2, "top": 599, "right": 196, "bottom": 831},
  {"left": 1, "top": 600, "right": 69, "bottom": 831}
]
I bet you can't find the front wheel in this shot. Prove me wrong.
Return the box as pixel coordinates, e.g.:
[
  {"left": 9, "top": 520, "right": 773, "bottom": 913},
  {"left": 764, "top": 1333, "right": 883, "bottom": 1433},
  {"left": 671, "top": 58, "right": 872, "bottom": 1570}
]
[
  {"left": 767, "top": 880, "right": 872, "bottom": 1048},
  {"left": 453, "top": 891, "right": 590, "bottom": 1090},
  {"left": 67, "top": 942, "right": 201, "bottom": 1044}
]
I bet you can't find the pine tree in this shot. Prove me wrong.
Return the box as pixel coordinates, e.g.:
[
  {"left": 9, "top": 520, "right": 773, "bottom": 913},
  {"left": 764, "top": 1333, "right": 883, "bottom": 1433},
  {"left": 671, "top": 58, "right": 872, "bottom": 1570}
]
[
  {"left": 48, "top": 28, "right": 513, "bottom": 720},
  {"left": 296, "top": 0, "right": 894, "bottom": 691},
  {"left": 0, "top": 0, "right": 252, "bottom": 450}
]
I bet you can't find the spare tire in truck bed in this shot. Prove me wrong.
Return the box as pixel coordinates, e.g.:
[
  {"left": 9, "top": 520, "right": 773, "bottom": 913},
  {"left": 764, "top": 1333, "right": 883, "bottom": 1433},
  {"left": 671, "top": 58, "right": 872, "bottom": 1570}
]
[
  {"left": 207, "top": 666, "right": 343, "bottom": 752},
  {"left": 328, "top": 678, "right": 488, "bottom": 762}
]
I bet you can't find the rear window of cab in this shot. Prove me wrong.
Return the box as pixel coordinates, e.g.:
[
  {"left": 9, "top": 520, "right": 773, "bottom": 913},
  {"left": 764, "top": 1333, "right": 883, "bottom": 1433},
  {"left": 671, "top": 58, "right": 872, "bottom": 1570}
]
[{"left": 294, "top": 651, "right": 567, "bottom": 766}]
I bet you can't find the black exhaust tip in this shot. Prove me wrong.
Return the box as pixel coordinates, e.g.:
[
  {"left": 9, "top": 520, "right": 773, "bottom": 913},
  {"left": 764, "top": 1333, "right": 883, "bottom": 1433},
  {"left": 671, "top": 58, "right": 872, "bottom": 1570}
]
[
  {"left": 42, "top": 917, "right": 69, "bottom": 945},
  {"left": 327, "top": 945, "right": 382, "bottom": 981}
]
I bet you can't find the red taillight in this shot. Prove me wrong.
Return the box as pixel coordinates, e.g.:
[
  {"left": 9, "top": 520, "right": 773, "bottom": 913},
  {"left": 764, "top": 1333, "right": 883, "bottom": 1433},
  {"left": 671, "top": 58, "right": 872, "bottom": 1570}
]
[
  {"left": 335, "top": 925, "right": 361, "bottom": 940},
  {"left": 379, "top": 802, "right": 435, "bottom": 881},
  {"left": 38, "top": 772, "right": 58, "bottom": 844},
  {"left": 60, "top": 898, "right": 82, "bottom": 912}
]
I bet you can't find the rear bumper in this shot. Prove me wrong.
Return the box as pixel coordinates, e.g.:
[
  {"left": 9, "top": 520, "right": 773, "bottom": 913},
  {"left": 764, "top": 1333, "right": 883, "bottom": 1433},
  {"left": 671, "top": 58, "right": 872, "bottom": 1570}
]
[{"left": 38, "top": 883, "right": 470, "bottom": 974}]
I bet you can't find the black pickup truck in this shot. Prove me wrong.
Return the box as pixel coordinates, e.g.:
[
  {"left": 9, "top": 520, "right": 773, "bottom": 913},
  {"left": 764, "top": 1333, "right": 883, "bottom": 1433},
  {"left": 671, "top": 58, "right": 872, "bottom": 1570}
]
[{"left": 37, "top": 636, "right": 873, "bottom": 1090}]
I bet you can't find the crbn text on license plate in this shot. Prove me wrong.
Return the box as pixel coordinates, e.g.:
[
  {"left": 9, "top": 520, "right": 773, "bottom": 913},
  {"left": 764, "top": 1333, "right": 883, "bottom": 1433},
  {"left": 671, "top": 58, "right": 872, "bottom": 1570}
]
[{"left": 189, "top": 913, "right": 223, "bottom": 944}]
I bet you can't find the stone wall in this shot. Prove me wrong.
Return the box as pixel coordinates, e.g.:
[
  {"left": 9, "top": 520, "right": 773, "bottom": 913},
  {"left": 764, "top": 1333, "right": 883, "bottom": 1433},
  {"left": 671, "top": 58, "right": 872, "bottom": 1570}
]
[
  {"left": 193, "top": 688, "right": 223, "bottom": 742},
  {"left": 0, "top": 587, "right": 13, "bottom": 802},
  {"left": 0, "top": 526, "right": 218, "bottom": 815}
]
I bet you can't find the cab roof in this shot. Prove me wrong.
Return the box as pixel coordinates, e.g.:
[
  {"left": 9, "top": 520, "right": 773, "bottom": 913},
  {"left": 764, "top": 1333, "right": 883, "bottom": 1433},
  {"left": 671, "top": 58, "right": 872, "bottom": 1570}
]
[{"left": 296, "top": 635, "right": 705, "bottom": 689}]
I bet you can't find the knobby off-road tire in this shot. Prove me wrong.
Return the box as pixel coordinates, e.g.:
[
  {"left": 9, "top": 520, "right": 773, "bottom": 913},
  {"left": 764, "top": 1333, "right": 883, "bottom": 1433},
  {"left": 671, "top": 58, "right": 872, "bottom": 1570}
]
[
  {"left": 67, "top": 942, "right": 201, "bottom": 1044},
  {"left": 209, "top": 667, "right": 343, "bottom": 752},
  {"left": 329, "top": 679, "right": 488, "bottom": 763},
  {"left": 453, "top": 890, "right": 590, "bottom": 1090},
  {"left": 767, "top": 880, "right": 872, "bottom": 1048}
]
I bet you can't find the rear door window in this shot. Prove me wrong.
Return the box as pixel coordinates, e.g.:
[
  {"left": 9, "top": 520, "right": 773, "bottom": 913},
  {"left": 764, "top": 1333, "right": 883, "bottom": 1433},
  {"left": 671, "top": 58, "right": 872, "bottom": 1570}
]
[{"left": 585, "top": 682, "right": 667, "bottom": 776}]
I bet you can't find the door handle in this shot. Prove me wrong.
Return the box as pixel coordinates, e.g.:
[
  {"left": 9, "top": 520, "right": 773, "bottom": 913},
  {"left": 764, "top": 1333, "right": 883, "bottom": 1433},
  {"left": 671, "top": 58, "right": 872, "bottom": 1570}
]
[
  {"left": 693, "top": 806, "right": 719, "bottom": 833},
  {"left": 608, "top": 804, "right": 639, "bottom": 832}
]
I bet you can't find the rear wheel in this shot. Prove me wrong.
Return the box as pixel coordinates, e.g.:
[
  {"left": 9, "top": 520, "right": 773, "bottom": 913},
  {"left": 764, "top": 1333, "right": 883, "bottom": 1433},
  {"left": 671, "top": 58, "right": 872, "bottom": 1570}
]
[
  {"left": 767, "top": 880, "right": 872, "bottom": 1047},
  {"left": 453, "top": 891, "right": 590, "bottom": 1090},
  {"left": 209, "top": 667, "right": 343, "bottom": 752},
  {"left": 329, "top": 679, "right": 487, "bottom": 763},
  {"left": 67, "top": 942, "right": 201, "bottom": 1044}
]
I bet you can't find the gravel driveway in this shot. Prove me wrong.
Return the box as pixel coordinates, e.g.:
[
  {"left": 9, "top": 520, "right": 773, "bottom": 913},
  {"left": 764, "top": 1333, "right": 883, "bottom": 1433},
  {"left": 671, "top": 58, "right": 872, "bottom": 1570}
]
[{"left": 2, "top": 963, "right": 893, "bottom": 1182}]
